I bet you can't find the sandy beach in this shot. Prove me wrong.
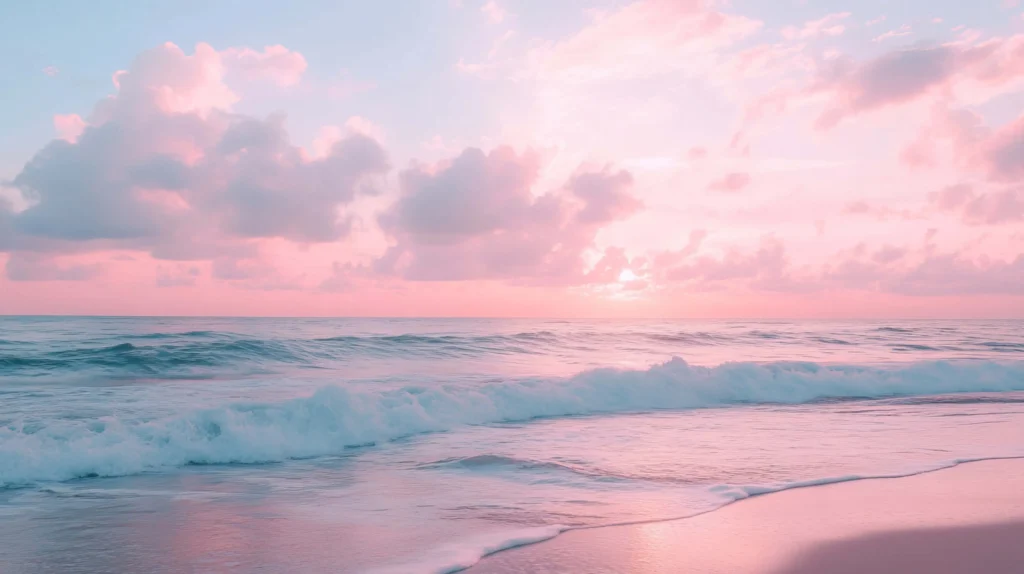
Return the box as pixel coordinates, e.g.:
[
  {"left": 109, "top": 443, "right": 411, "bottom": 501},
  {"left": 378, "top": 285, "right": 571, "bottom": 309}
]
[{"left": 468, "top": 458, "right": 1024, "bottom": 574}]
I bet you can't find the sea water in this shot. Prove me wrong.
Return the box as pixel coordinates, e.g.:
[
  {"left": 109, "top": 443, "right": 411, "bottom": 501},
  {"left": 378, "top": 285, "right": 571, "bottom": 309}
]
[{"left": 0, "top": 317, "right": 1022, "bottom": 573}]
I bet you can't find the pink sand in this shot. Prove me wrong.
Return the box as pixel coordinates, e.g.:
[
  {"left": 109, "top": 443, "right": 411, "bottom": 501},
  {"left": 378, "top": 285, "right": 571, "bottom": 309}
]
[{"left": 468, "top": 459, "right": 1024, "bottom": 573}]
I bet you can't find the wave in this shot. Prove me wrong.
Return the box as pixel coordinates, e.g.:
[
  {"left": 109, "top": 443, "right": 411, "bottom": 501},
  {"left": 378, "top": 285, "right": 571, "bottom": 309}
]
[
  {"left": 876, "top": 327, "right": 916, "bottom": 334},
  {"left": 2, "top": 358, "right": 1024, "bottom": 487},
  {"left": 891, "top": 344, "right": 942, "bottom": 351},
  {"left": 367, "top": 525, "right": 568, "bottom": 574},
  {"left": 4, "top": 324, "right": 1023, "bottom": 381},
  {"left": 422, "top": 454, "right": 702, "bottom": 485},
  {"left": 0, "top": 332, "right": 564, "bottom": 379},
  {"left": 981, "top": 342, "right": 1024, "bottom": 351},
  {"left": 422, "top": 454, "right": 634, "bottom": 483}
]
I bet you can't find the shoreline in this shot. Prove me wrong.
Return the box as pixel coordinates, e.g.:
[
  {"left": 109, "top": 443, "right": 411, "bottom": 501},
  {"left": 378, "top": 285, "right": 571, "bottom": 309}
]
[{"left": 466, "top": 457, "right": 1024, "bottom": 573}]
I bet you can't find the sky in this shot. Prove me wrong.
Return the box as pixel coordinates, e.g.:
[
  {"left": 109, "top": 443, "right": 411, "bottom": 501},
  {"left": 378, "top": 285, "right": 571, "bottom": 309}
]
[{"left": 1, "top": 0, "right": 1022, "bottom": 318}]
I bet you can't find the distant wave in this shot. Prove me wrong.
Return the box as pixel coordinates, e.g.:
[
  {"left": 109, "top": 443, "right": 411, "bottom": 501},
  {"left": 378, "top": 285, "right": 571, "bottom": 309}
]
[
  {"left": 3, "top": 358, "right": 1024, "bottom": 487},
  {"left": 4, "top": 325, "right": 1022, "bottom": 381},
  {"left": 0, "top": 331, "right": 565, "bottom": 379},
  {"left": 876, "top": 327, "right": 916, "bottom": 334}
]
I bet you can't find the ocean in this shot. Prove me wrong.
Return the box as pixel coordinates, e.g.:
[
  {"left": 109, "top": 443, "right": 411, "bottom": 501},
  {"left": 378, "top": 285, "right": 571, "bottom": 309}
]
[{"left": 1, "top": 316, "right": 1023, "bottom": 573}]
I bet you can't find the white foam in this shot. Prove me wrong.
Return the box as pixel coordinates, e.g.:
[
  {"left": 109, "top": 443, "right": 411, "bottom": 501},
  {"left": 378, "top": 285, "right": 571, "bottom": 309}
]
[
  {"left": 367, "top": 525, "right": 567, "bottom": 574},
  {"left": 2, "top": 358, "right": 1023, "bottom": 486}
]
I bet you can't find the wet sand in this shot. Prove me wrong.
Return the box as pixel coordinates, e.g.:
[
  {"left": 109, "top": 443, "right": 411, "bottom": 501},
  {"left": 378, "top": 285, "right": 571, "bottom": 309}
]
[{"left": 467, "top": 458, "right": 1024, "bottom": 573}]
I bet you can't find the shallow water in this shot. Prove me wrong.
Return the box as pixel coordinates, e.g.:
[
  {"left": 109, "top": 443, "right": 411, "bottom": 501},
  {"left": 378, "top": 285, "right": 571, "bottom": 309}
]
[{"left": 1, "top": 317, "right": 1023, "bottom": 573}]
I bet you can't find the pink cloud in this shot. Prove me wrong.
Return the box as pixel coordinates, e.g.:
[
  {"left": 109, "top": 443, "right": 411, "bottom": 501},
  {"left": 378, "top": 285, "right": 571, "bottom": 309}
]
[
  {"left": 813, "top": 35, "right": 1024, "bottom": 129},
  {"left": 902, "top": 105, "right": 1024, "bottom": 183},
  {"left": 899, "top": 106, "right": 987, "bottom": 168},
  {"left": 5, "top": 42, "right": 387, "bottom": 280},
  {"left": 781, "top": 12, "right": 850, "bottom": 40},
  {"left": 888, "top": 254, "right": 1024, "bottom": 296},
  {"left": 655, "top": 236, "right": 792, "bottom": 291},
  {"left": 221, "top": 45, "right": 308, "bottom": 87},
  {"left": 6, "top": 28, "right": 1024, "bottom": 315},
  {"left": 688, "top": 146, "right": 708, "bottom": 160},
  {"left": 929, "top": 184, "right": 975, "bottom": 210},
  {"left": 813, "top": 46, "right": 954, "bottom": 129},
  {"left": 841, "top": 201, "right": 918, "bottom": 221},
  {"left": 42, "top": 66, "right": 59, "bottom": 77},
  {"left": 872, "top": 24, "right": 912, "bottom": 43},
  {"left": 821, "top": 242, "right": 1024, "bottom": 296},
  {"left": 981, "top": 115, "right": 1024, "bottom": 181},
  {"left": 569, "top": 167, "right": 640, "bottom": 224},
  {"left": 872, "top": 245, "right": 907, "bottom": 264},
  {"left": 375, "top": 147, "right": 639, "bottom": 283},
  {"left": 480, "top": 1, "right": 506, "bottom": 24},
  {"left": 53, "top": 113, "right": 86, "bottom": 143},
  {"left": 584, "top": 246, "right": 641, "bottom": 285},
  {"left": 527, "top": 0, "right": 761, "bottom": 83},
  {"left": 640, "top": 232, "right": 1024, "bottom": 298},
  {"left": 652, "top": 230, "right": 708, "bottom": 270},
  {"left": 707, "top": 172, "right": 751, "bottom": 192},
  {"left": 103, "top": 42, "right": 238, "bottom": 117},
  {"left": 5, "top": 253, "right": 103, "bottom": 281},
  {"left": 929, "top": 184, "right": 1024, "bottom": 224},
  {"left": 156, "top": 264, "right": 201, "bottom": 287}
]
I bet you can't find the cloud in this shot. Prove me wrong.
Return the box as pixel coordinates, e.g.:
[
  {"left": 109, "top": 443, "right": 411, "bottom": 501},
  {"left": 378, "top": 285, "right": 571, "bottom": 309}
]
[
  {"left": 4, "top": 42, "right": 388, "bottom": 278},
  {"left": 707, "top": 172, "right": 751, "bottom": 192},
  {"left": 929, "top": 184, "right": 1024, "bottom": 224},
  {"left": 527, "top": 0, "right": 761, "bottom": 84},
  {"left": 889, "top": 254, "right": 1024, "bottom": 296},
  {"left": 5, "top": 253, "right": 103, "bottom": 281},
  {"left": 781, "top": 12, "right": 850, "bottom": 40},
  {"left": 651, "top": 229, "right": 708, "bottom": 271},
  {"left": 904, "top": 107, "right": 1024, "bottom": 182},
  {"left": 568, "top": 168, "right": 639, "bottom": 224},
  {"left": 981, "top": 115, "right": 1024, "bottom": 182},
  {"left": 821, "top": 243, "right": 1024, "bottom": 296},
  {"left": 156, "top": 264, "right": 201, "bottom": 287},
  {"left": 221, "top": 45, "right": 307, "bottom": 87},
  {"left": 42, "top": 66, "right": 59, "bottom": 77},
  {"left": 0, "top": 199, "right": 14, "bottom": 250},
  {"left": 647, "top": 235, "right": 1023, "bottom": 297},
  {"left": 655, "top": 236, "right": 790, "bottom": 292},
  {"left": 841, "top": 201, "right": 918, "bottom": 221},
  {"left": 52, "top": 114, "right": 86, "bottom": 143},
  {"left": 813, "top": 35, "right": 1024, "bottom": 129},
  {"left": 210, "top": 256, "right": 305, "bottom": 290},
  {"left": 872, "top": 245, "right": 907, "bottom": 264},
  {"left": 319, "top": 261, "right": 359, "bottom": 292},
  {"left": 814, "top": 46, "right": 955, "bottom": 128},
  {"left": 872, "top": 24, "right": 912, "bottom": 43},
  {"left": 481, "top": 1, "right": 506, "bottom": 24},
  {"left": 376, "top": 146, "right": 640, "bottom": 283}
]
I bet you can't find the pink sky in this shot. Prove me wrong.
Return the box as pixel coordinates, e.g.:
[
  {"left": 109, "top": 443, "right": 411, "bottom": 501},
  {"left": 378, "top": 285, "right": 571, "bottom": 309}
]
[{"left": 1, "top": 0, "right": 1023, "bottom": 317}]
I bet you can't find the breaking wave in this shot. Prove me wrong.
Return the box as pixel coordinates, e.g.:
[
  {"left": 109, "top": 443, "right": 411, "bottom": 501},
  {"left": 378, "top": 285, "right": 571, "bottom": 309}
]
[{"left": 2, "top": 358, "right": 1023, "bottom": 487}]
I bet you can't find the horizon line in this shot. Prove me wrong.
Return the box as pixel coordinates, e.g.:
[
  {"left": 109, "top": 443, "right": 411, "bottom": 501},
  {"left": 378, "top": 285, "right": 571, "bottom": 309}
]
[{"left": 0, "top": 314, "right": 1019, "bottom": 321}]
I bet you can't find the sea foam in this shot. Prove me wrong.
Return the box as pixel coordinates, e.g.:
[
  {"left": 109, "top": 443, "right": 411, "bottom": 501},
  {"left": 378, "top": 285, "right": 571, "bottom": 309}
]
[{"left": 2, "top": 358, "right": 1023, "bottom": 487}]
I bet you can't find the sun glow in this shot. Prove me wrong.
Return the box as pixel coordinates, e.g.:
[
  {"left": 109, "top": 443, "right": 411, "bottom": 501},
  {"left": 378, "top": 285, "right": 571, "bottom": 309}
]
[{"left": 618, "top": 269, "right": 639, "bottom": 283}]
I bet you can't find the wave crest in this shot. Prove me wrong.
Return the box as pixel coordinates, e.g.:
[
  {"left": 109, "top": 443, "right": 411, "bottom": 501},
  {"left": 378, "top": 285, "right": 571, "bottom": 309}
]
[{"left": 2, "top": 358, "right": 1023, "bottom": 487}]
